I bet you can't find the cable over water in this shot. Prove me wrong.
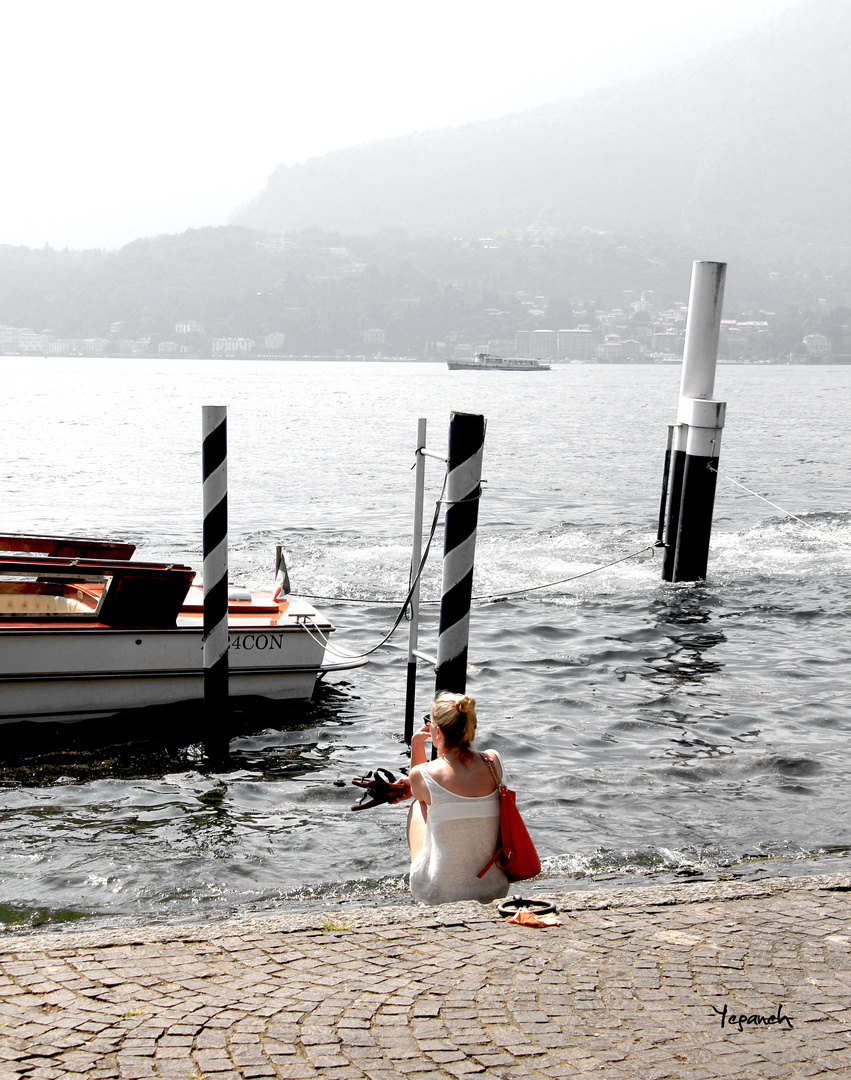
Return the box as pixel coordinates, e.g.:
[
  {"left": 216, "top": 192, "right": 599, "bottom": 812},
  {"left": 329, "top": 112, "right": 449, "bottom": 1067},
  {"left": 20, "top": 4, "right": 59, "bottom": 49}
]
[
  {"left": 298, "top": 543, "right": 658, "bottom": 610},
  {"left": 710, "top": 465, "right": 851, "bottom": 552},
  {"left": 468, "top": 543, "right": 657, "bottom": 601},
  {"left": 300, "top": 469, "right": 449, "bottom": 660},
  {"left": 302, "top": 540, "right": 658, "bottom": 660}
]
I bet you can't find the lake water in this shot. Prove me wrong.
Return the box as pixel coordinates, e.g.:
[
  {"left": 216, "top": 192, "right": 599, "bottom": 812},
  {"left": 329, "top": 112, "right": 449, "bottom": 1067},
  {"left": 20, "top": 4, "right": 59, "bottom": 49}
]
[{"left": 0, "top": 358, "right": 849, "bottom": 933}]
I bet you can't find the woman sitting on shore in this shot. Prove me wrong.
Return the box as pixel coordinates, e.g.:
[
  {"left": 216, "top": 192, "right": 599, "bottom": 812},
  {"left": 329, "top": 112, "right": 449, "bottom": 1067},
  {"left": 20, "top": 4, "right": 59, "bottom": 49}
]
[{"left": 390, "top": 691, "right": 509, "bottom": 905}]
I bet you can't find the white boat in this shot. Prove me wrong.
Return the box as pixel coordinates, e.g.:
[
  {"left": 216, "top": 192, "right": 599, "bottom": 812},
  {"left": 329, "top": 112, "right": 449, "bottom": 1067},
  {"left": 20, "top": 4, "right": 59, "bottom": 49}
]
[
  {"left": 447, "top": 352, "right": 551, "bottom": 371},
  {"left": 0, "top": 534, "right": 358, "bottom": 723}
]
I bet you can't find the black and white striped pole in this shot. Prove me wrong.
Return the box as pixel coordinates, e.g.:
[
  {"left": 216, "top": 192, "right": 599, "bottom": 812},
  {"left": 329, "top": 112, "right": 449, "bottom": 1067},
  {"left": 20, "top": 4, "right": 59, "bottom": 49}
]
[
  {"left": 202, "top": 405, "right": 230, "bottom": 765},
  {"left": 435, "top": 412, "right": 486, "bottom": 694},
  {"left": 661, "top": 261, "right": 727, "bottom": 582}
]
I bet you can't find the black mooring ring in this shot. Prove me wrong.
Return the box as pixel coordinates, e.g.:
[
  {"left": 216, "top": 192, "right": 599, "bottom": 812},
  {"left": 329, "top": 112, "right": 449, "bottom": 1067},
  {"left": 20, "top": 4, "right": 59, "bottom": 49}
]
[{"left": 498, "top": 896, "right": 557, "bottom": 918}]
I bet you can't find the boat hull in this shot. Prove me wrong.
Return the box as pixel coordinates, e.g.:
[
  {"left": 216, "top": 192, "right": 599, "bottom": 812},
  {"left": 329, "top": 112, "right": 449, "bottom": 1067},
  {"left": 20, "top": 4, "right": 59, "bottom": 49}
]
[
  {"left": 0, "top": 625, "right": 333, "bottom": 723},
  {"left": 0, "top": 535, "right": 354, "bottom": 725}
]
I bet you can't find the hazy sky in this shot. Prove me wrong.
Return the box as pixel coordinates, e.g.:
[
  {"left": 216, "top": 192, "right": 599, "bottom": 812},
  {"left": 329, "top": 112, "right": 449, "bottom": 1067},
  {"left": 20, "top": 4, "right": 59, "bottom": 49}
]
[{"left": 2, "top": 0, "right": 798, "bottom": 251}]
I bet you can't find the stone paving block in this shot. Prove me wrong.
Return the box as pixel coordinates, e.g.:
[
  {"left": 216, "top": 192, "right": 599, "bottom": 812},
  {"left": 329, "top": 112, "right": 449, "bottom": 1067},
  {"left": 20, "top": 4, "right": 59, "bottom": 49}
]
[
  {"left": 442, "top": 1061, "right": 486, "bottom": 1076},
  {"left": 192, "top": 1051, "right": 235, "bottom": 1071},
  {"left": 114, "top": 1063, "right": 155, "bottom": 1079},
  {"left": 424, "top": 1049, "right": 467, "bottom": 1063},
  {"left": 392, "top": 1060, "right": 447, "bottom": 1075},
  {"left": 264, "top": 1040, "right": 298, "bottom": 1056},
  {"left": 305, "top": 1052, "right": 351, "bottom": 1068}
]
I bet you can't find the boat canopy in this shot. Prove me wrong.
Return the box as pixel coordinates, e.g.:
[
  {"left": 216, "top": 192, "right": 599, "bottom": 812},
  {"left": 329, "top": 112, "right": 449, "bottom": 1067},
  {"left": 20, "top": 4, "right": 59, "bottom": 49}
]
[{"left": 0, "top": 536, "right": 194, "bottom": 627}]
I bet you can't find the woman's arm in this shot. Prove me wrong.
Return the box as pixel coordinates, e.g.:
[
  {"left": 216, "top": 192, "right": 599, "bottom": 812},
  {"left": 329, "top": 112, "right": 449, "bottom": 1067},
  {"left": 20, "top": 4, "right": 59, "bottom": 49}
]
[
  {"left": 409, "top": 724, "right": 430, "bottom": 769},
  {"left": 409, "top": 763, "right": 430, "bottom": 823},
  {"left": 387, "top": 725, "right": 431, "bottom": 803}
]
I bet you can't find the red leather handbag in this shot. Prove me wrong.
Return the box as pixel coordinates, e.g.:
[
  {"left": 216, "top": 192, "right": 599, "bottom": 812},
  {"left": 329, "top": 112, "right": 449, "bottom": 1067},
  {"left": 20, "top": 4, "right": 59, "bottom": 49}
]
[{"left": 477, "top": 753, "right": 541, "bottom": 882}]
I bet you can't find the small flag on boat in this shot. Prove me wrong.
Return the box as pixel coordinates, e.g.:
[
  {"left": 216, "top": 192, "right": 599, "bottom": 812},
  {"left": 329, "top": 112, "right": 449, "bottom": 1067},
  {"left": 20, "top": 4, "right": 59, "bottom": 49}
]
[{"left": 273, "top": 547, "right": 291, "bottom": 603}]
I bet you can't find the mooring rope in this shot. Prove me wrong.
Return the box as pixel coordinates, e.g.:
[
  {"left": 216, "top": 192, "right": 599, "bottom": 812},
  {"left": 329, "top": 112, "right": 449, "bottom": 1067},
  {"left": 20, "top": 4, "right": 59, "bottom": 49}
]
[
  {"left": 300, "top": 470, "right": 449, "bottom": 660},
  {"left": 299, "top": 541, "right": 658, "bottom": 664},
  {"left": 467, "top": 543, "right": 657, "bottom": 601},
  {"left": 710, "top": 465, "right": 851, "bottom": 551}
]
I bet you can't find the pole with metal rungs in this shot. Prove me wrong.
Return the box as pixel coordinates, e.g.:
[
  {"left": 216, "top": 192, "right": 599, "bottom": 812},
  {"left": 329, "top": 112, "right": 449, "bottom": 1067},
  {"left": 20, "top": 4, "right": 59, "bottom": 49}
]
[
  {"left": 202, "top": 405, "right": 230, "bottom": 765},
  {"left": 435, "top": 412, "right": 486, "bottom": 694},
  {"left": 660, "top": 261, "right": 727, "bottom": 582},
  {"left": 404, "top": 418, "right": 428, "bottom": 744}
]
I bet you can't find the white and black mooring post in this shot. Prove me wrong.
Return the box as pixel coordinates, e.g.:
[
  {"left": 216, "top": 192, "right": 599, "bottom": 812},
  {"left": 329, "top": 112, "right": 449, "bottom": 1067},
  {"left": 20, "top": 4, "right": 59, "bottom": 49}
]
[
  {"left": 435, "top": 412, "right": 486, "bottom": 694},
  {"left": 660, "top": 261, "right": 727, "bottom": 582},
  {"left": 202, "top": 405, "right": 230, "bottom": 764}
]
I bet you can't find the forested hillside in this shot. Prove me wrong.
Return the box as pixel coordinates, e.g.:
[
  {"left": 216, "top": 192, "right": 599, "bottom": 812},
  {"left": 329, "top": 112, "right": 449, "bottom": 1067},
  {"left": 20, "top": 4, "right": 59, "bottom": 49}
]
[{"left": 0, "top": 225, "right": 845, "bottom": 359}]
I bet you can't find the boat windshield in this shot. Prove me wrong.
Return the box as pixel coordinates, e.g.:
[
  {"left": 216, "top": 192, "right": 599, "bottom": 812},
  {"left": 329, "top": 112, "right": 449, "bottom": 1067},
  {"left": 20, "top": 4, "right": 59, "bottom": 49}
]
[{"left": 0, "top": 571, "right": 110, "bottom": 619}]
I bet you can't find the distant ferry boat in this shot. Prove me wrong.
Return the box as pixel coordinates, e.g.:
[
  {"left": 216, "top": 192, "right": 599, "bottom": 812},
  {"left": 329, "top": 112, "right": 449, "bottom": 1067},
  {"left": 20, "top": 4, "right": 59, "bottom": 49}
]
[{"left": 447, "top": 352, "right": 551, "bottom": 371}]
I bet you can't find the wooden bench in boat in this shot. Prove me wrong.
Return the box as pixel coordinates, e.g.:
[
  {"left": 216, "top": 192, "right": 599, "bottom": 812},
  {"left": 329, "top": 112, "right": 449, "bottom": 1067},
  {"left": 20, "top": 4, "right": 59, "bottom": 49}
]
[
  {"left": 0, "top": 581, "right": 101, "bottom": 616},
  {"left": 1, "top": 595, "right": 94, "bottom": 615}
]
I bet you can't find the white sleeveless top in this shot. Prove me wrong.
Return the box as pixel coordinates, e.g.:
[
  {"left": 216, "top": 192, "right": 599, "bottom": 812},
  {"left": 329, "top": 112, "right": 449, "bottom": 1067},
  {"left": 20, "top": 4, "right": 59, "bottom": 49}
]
[{"left": 409, "top": 750, "right": 510, "bottom": 905}]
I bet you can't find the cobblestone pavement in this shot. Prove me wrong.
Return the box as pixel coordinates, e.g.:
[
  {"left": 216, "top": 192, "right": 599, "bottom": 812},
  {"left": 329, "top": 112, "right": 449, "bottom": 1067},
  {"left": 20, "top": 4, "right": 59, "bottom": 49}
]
[{"left": 1, "top": 874, "right": 850, "bottom": 1080}]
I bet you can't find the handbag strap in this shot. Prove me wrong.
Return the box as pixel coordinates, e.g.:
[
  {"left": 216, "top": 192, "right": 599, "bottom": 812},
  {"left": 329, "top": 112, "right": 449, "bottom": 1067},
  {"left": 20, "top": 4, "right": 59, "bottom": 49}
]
[
  {"left": 480, "top": 751, "right": 504, "bottom": 790},
  {"left": 476, "top": 752, "right": 506, "bottom": 879}
]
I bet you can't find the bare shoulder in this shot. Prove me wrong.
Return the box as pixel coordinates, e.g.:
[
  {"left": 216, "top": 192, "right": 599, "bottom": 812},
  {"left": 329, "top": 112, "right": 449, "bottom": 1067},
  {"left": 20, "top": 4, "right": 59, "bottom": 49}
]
[{"left": 481, "top": 749, "right": 503, "bottom": 780}]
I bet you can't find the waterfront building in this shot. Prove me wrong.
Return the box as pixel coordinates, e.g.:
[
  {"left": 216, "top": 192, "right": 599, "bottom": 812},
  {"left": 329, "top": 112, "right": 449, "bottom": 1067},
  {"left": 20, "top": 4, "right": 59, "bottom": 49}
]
[
  {"left": 531, "top": 330, "right": 557, "bottom": 358},
  {"left": 212, "top": 337, "right": 255, "bottom": 356},
  {"left": 804, "top": 333, "right": 831, "bottom": 360},
  {"left": 119, "top": 339, "right": 150, "bottom": 357},
  {"left": 557, "top": 329, "right": 593, "bottom": 361}
]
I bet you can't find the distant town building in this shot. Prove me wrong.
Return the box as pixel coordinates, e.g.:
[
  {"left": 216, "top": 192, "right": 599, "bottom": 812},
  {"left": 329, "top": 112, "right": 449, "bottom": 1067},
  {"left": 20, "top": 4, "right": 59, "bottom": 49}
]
[
  {"left": 557, "top": 329, "right": 593, "bottom": 361},
  {"left": 619, "top": 339, "right": 646, "bottom": 362},
  {"left": 651, "top": 330, "right": 684, "bottom": 355},
  {"left": 119, "top": 339, "right": 150, "bottom": 357},
  {"left": 531, "top": 330, "right": 557, "bottom": 358},
  {"left": 514, "top": 330, "right": 532, "bottom": 357},
  {"left": 597, "top": 340, "right": 624, "bottom": 363},
  {"left": 629, "top": 291, "right": 655, "bottom": 314},
  {"left": 264, "top": 332, "right": 286, "bottom": 351},
  {"left": 49, "top": 338, "right": 106, "bottom": 356},
  {"left": 804, "top": 333, "right": 831, "bottom": 359},
  {"left": 721, "top": 320, "right": 770, "bottom": 360},
  {"left": 363, "top": 328, "right": 385, "bottom": 344},
  {"left": 212, "top": 337, "right": 255, "bottom": 356},
  {"left": 158, "top": 341, "right": 179, "bottom": 356},
  {"left": 175, "top": 320, "right": 206, "bottom": 335},
  {"left": 0, "top": 326, "right": 48, "bottom": 354}
]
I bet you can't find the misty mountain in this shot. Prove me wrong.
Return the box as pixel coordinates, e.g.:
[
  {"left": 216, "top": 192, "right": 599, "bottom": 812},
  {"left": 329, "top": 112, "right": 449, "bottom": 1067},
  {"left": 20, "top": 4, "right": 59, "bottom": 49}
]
[{"left": 234, "top": 0, "right": 851, "bottom": 276}]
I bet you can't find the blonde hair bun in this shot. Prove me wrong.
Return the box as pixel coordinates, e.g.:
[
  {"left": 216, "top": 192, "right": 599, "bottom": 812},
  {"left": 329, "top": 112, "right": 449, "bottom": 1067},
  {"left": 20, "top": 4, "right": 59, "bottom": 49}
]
[{"left": 431, "top": 691, "right": 478, "bottom": 754}]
